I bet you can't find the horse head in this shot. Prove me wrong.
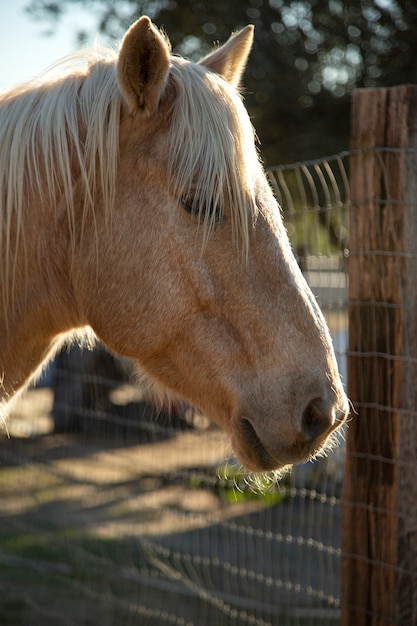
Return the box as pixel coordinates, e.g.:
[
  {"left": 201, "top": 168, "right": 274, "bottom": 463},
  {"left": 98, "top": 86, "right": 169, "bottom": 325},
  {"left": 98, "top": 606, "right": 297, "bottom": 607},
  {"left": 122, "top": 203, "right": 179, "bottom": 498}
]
[
  {"left": 72, "top": 17, "right": 348, "bottom": 472},
  {"left": 0, "top": 17, "right": 348, "bottom": 473}
]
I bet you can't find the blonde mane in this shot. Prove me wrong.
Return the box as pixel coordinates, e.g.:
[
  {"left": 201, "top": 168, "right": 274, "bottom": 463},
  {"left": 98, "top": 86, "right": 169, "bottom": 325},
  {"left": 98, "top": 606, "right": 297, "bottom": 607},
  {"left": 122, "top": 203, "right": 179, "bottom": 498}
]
[
  {"left": 0, "top": 41, "right": 259, "bottom": 311},
  {"left": 0, "top": 48, "right": 121, "bottom": 312}
]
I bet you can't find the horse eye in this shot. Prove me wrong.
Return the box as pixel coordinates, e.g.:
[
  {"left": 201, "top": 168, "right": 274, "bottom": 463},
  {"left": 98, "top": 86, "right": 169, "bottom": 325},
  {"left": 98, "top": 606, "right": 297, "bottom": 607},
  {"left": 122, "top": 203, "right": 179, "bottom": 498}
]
[
  {"left": 181, "top": 199, "right": 197, "bottom": 215},
  {"left": 181, "top": 198, "right": 223, "bottom": 224}
]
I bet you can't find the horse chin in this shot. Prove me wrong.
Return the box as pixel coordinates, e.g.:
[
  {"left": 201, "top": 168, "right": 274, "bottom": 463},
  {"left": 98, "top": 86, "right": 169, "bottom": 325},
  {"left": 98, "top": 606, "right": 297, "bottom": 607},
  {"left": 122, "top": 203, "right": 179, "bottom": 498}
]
[
  {"left": 230, "top": 417, "right": 287, "bottom": 472},
  {"left": 231, "top": 415, "right": 329, "bottom": 473}
]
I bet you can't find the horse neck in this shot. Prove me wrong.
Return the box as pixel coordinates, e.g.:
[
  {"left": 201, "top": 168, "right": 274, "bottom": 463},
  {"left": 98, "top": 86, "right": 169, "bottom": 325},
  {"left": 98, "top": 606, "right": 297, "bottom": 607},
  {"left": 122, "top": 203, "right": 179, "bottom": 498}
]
[
  {"left": 0, "top": 78, "right": 107, "bottom": 406},
  {"left": 0, "top": 194, "right": 84, "bottom": 404},
  {"left": 0, "top": 318, "right": 63, "bottom": 406}
]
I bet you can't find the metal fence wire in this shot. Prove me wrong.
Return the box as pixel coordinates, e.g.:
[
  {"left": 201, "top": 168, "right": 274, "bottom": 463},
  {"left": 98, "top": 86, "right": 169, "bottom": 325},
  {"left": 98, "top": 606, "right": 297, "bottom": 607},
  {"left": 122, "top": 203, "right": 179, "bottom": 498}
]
[{"left": 2, "top": 148, "right": 412, "bottom": 626}]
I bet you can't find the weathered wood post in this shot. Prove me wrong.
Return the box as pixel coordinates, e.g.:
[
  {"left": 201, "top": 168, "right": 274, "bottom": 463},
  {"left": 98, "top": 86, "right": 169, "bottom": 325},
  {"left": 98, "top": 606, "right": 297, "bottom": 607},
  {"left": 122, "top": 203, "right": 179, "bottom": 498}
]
[{"left": 342, "top": 85, "right": 417, "bottom": 625}]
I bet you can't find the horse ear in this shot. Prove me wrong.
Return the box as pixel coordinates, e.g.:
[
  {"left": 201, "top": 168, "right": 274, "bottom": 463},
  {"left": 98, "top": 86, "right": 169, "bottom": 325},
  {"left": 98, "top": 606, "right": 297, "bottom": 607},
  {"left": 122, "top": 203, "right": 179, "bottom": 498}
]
[
  {"left": 117, "top": 16, "right": 171, "bottom": 114},
  {"left": 199, "top": 25, "right": 254, "bottom": 88}
]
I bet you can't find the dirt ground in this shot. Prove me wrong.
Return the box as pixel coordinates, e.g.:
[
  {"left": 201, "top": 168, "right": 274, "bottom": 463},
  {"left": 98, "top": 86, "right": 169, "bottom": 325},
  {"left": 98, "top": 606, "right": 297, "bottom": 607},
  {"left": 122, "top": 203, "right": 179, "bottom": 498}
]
[{"left": 0, "top": 388, "right": 342, "bottom": 626}]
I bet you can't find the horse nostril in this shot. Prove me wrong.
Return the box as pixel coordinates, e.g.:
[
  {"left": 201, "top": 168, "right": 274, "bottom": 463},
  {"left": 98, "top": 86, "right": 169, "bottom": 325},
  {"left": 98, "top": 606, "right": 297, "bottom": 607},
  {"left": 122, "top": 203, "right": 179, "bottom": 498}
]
[{"left": 300, "top": 398, "right": 334, "bottom": 442}]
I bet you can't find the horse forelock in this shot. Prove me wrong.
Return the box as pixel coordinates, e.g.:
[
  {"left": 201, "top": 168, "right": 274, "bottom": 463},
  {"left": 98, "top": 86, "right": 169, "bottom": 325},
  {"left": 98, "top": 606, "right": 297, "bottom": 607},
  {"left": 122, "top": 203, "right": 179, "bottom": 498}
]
[{"left": 167, "top": 59, "right": 260, "bottom": 255}]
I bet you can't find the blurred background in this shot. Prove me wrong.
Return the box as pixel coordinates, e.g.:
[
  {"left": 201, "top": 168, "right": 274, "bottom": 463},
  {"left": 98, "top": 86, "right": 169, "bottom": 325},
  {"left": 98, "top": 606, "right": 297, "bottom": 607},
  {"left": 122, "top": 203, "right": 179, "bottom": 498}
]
[{"left": 1, "top": 0, "right": 417, "bottom": 165}]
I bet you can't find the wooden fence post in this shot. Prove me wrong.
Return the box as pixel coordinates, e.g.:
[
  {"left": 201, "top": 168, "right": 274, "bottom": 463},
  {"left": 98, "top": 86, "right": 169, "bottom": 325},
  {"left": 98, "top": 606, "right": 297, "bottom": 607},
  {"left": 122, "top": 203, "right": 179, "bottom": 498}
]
[{"left": 342, "top": 85, "right": 417, "bottom": 625}]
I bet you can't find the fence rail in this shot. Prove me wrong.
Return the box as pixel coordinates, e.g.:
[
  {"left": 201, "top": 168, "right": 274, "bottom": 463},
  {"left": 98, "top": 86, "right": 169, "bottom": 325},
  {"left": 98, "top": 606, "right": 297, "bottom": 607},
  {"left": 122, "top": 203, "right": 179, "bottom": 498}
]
[{"left": 342, "top": 85, "right": 417, "bottom": 626}]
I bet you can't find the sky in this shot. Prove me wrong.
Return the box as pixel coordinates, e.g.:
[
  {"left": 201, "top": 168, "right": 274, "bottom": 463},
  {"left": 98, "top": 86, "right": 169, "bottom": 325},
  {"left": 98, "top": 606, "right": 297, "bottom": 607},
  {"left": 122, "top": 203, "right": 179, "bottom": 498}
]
[{"left": 0, "top": 0, "right": 102, "bottom": 91}]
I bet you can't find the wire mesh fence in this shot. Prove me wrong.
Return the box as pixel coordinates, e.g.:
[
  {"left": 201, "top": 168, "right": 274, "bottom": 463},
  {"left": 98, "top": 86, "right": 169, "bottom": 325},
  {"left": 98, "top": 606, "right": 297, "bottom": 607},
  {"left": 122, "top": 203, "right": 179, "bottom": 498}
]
[
  {"left": 2, "top": 139, "right": 415, "bottom": 625},
  {"left": 0, "top": 152, "right": 350, "bottom": 626}
]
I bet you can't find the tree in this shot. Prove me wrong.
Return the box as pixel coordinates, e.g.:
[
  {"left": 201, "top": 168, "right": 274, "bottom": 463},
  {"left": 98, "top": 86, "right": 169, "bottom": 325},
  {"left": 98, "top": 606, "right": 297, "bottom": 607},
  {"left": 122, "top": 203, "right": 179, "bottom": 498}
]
[{"left": 26, "top": 0, "right": 417, "bottom": 165}]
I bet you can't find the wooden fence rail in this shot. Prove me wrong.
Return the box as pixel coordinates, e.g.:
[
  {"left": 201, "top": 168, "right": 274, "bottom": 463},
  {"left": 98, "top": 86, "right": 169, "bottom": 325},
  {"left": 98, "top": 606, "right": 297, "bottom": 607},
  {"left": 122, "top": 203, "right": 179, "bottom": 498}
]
[{"left": 342, "top": 85, "right": 417, "bottom": 625}]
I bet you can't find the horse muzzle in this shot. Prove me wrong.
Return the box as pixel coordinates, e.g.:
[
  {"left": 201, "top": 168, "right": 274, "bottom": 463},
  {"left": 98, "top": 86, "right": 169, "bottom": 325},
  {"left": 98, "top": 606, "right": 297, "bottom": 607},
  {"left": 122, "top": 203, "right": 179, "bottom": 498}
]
[{"left": 231, "top": 395, "right": 349, "bottom": 472}]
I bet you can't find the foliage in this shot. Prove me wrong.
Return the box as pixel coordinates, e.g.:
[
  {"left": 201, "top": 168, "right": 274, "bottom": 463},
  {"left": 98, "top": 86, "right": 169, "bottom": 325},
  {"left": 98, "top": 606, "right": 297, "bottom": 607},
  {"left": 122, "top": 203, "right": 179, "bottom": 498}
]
[
  {"left": 189, "top": 463, "right": 288, "bottom": 505},
  {"left": 25, "top": 0, "right": 417, "bottom": 163}
]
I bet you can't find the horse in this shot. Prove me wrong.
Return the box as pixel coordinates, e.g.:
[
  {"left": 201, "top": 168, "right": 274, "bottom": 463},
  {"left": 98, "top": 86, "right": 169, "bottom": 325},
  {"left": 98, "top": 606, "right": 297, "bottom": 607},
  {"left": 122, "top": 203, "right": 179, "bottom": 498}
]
[{"left": 0, "top": 16, "right": 348, "bottom": 473}]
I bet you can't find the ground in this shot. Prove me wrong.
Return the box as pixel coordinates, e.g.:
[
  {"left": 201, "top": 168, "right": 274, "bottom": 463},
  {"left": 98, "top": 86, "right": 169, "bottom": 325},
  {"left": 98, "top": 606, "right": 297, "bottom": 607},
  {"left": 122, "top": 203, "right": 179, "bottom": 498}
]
[{"left": 0, "top": 388, "right": 342, "bottom": 626}]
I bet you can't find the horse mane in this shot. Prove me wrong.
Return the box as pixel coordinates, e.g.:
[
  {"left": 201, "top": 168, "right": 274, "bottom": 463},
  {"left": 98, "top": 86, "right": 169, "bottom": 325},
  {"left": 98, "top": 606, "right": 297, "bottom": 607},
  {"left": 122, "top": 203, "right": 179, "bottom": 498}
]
[
  {"left": 0, "top": 48, "right": 121, "bottom": 311},
  {"left": 0, "top": 41, "right": 259, "bottom": 310}
]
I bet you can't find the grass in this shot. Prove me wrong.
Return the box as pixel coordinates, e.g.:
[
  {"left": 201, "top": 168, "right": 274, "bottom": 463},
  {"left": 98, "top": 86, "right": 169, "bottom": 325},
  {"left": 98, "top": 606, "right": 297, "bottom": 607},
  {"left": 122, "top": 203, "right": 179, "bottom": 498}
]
[{"left": 189, "top": 462, "right": 289, "bottom": 506}]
